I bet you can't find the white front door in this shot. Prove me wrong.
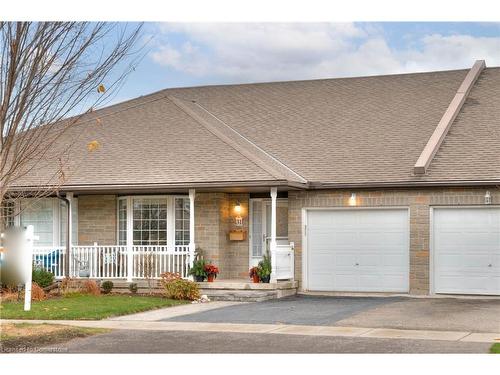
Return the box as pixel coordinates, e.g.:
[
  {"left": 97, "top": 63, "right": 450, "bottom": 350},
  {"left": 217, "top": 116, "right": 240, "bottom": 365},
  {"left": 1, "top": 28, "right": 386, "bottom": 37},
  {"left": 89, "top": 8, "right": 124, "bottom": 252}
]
[
  {"left": 306, "top": 209, "right": 409, "bottom": 292},
  {"left": 433, "top": 207, "right": 500, "bottom": 295},
  {"left": 249, "top": 199, "right": 288, "bottom": 267}
]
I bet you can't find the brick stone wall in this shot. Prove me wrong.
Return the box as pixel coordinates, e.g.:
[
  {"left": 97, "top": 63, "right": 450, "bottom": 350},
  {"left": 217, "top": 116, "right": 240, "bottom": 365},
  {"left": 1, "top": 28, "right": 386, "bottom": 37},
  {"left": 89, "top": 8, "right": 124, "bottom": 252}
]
[
  {"left": 288, "top": 187, "right": 499, "bottom": 294},
  {"left": 194, "top": 192, "right": 250, "bottom": 279},
  {"left": 77, "top": 195, "right": 117, "bottom": 245},
  {"left": 222, "top": 194, "right": 250, "bottom": 279},
  {"left": 194, "top": 192, "right": 225, "bottom": 266}
]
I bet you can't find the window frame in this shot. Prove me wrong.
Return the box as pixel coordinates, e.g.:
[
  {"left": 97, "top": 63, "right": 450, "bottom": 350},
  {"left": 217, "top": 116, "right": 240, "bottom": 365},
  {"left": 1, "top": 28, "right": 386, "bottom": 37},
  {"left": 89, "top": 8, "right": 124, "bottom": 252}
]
[
  {"left": 117, "top": 195, "right": 190, "bottom": 248},
  {"left": 14, "top": 197, "right": 78, "bottom": 248}
]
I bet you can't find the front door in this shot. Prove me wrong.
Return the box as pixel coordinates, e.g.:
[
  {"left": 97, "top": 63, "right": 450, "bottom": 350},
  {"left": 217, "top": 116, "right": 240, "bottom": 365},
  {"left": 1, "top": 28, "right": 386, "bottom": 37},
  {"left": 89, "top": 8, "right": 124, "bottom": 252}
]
[{"left": 249, "top": 199, "right": 288, "bottom": 267}]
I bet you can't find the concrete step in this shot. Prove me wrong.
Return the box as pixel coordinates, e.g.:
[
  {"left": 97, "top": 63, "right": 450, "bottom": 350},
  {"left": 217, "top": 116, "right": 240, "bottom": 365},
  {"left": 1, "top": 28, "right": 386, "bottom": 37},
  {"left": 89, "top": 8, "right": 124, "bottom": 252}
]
[{"left": 199, "top": 289, "right": 279, "bottom": 302}]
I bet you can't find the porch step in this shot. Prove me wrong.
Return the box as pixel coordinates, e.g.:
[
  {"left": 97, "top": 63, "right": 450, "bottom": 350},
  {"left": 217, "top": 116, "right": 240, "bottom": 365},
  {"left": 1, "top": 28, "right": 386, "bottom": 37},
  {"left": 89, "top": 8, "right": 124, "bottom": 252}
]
[
  {"left": 197, "top": 280, "right": 298, "bottom": 301},
  {"left": 198, "top": 289, "right": 279, "bottom": 302}
]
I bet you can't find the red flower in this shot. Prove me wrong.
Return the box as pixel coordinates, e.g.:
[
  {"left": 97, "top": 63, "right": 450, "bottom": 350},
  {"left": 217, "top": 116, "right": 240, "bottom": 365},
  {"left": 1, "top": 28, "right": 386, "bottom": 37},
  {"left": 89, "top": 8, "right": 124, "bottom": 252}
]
[
  {"left": 249, "top": 267, "right": 259, "bottom": 278},
  {"left": 204, "top": 264, "right": 219, "bottom": 276}
]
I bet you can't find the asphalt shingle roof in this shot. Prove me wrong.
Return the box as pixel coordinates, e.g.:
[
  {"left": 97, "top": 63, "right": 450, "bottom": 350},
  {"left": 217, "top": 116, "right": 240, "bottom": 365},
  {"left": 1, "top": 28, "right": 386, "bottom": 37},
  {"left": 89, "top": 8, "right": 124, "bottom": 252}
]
[{"left": 9, "top": 66, "right": 500, "bottom": 189}]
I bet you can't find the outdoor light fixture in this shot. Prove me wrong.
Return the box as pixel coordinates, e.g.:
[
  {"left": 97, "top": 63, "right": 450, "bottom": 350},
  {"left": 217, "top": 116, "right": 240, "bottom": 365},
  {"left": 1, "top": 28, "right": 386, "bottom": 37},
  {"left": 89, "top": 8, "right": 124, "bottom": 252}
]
[
  {"left": 349, "top": 193, "right": 357, "bottom": 206},
  {"left": 485, "top": 191, "right": 492, "bottom": 205},
  {"left": 234, "top": 202, "right": 243, "bottom": 226}
]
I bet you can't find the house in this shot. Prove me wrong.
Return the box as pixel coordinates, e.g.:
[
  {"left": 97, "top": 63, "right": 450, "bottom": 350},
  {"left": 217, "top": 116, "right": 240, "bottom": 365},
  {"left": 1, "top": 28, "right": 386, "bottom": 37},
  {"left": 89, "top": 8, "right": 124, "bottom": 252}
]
[{"left": 4, "top": 60, "right": 500, "bottom": 296}]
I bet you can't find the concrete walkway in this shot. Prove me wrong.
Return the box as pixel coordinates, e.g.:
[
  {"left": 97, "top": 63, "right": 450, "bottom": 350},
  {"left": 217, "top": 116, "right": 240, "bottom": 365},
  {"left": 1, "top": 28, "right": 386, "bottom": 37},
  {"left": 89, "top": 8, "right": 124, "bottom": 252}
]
[
  {"left": 107, "top": 301, "right": 241, "bottom": 321},
  {"left": 3, "top": 318, "right": 499, "bottom": 344}
]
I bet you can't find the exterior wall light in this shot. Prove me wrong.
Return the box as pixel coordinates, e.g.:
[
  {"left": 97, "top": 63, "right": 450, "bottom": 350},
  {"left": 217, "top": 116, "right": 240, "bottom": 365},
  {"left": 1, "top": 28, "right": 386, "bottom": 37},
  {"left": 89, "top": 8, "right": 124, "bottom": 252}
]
[
  {"left": 349, "top": 193, "right": 357, "bottom": 206},
  {"left": 234, "top": 202, "right": 242, "bottom": 215},
  {"left": 485, "top": 191, "right": 492, "bottom": 205},
  {"left": 234, "top": 202, "right": 243, "bottom": 226}
]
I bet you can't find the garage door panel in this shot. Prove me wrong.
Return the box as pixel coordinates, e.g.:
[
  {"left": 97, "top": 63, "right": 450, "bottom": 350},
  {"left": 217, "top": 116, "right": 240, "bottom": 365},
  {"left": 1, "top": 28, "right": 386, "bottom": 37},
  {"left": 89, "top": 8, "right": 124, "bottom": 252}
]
[
  {"left": 307, "top": 209, "right": 409, "bottom": 292},
  {"left": 433, "top": 207, "right": 500, "bottom": 296}
]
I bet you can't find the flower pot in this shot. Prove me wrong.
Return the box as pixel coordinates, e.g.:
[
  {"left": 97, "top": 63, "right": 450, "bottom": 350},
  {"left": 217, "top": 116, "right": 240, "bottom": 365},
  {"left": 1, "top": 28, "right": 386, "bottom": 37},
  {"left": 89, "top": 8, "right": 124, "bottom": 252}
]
[
  {"left": 260, "top": 275, "right": 270, "bottom": 283},
  {"left": 194, "top": 275, "right": 205, "bottom": 282},
  {"left": 207, "top": 274, "right": 215, "bottom": 282},
  {"left": 252, "top": 274, "right": 260, "bottom": 283}
]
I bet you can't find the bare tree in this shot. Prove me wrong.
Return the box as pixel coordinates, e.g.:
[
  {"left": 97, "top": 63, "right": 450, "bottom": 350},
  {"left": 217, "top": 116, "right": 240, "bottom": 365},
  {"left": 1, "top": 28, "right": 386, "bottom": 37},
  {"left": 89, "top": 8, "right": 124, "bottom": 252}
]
[
  {"left": 0, "top": 22, "right": 143, "bottom": 276},
  {"left": 0, "top": 22, "right": 143, "bottom": 209}
]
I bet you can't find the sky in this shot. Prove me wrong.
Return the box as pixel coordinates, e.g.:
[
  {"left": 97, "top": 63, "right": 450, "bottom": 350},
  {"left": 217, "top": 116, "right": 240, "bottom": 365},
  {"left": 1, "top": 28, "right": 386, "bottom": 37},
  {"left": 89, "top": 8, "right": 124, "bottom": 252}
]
[{"left": 110, "top": 22, "right": 500, "bottom": 104}]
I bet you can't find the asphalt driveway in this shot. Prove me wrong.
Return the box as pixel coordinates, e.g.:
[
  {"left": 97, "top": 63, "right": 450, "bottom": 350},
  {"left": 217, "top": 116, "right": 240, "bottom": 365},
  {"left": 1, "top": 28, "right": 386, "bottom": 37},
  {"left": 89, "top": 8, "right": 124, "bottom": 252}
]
[{"left": 166, "top": 294, "right": 500, "bottom": 333}]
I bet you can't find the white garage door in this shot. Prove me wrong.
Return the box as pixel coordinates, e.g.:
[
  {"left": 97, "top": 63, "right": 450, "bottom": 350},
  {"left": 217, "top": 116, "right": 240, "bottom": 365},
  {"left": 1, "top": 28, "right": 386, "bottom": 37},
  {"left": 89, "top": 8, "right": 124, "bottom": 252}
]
[
  {"left": 433, "top": 207, "right": 500, "bottom": 295},
  {"left": 307, "top": 209, "right": 409, "bottom": 292}
]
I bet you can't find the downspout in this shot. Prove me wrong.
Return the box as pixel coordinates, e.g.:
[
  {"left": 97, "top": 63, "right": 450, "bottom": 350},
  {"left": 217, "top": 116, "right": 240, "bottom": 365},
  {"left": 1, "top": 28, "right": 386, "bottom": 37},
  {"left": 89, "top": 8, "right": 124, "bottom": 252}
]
[{"left": 56, "top": 192, "right": 71, "bottom": 278}]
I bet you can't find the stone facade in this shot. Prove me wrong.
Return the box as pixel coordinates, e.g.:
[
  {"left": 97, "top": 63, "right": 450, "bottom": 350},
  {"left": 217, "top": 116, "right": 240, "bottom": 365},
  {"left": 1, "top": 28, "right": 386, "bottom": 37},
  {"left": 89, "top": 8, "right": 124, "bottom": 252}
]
[
  {"left": 288, "top": 186, "right": 499, "bottom": 294},
  {"left": 194, "top": 192, "right": 249, "bottom": 279},
  {"left": 77, "top": 195, "right": 117, "bottom": 245},
  {"left": 74, "top": 193, "right": 251, "bottom": 279},
  {"left": 72, "top": 187, "right": 498, "bottom": 294}
]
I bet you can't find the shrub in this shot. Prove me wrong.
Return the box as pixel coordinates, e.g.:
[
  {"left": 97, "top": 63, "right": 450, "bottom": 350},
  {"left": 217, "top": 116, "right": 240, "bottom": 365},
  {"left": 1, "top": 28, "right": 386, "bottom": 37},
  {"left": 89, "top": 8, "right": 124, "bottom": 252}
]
[
  {"left": 101, "top": 281, "right": 114, "bottom": 294},
  {"left": 31, "top": 282, "right": 46, "bottom": 301},
  {"left": 61, "top": 278, "right": 101, "bottom": 296},
  {"left": 82, "top": 280, "right": 100, "bottom": 296},
  {"left": 128, "top": 282, "right": 138, "bottom": 294},
  {"left": 160, "top": 272, "right": 182, "bottom": 283},
  {"left": 32, "top": 267, "right": 54, "bottom": 288},
  {"left": 163, "top": 279, "right": 200, "bottom": 301}
]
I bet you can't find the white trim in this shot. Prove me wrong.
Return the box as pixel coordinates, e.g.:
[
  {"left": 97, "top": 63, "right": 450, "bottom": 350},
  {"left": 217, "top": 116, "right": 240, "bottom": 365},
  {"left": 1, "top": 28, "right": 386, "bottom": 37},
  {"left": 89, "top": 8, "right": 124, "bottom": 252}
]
[
  {"left": 429, "top": 204, "right": 500, "bottom": 295},
  {"left": 117, "top": 195, "right": 189, "bottom": 247},
  {"left": 301, "top": 206, "right": 411, "bottom": 292},
  {"left": 248, "top": 197, "right": 288, "bottom": 267}
]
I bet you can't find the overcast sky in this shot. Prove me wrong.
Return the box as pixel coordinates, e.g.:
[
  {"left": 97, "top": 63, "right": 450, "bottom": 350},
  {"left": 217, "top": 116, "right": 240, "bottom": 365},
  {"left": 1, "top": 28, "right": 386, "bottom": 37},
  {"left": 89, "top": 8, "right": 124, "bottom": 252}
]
[{"left": 111, "top": 22, "right": 500, "bottom": 103}]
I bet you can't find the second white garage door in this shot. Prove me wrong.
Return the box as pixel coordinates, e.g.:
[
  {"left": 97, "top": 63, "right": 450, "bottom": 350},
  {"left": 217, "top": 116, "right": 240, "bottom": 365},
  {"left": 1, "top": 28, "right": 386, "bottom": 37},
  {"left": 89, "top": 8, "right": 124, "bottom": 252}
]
[
  {"left": 433, "top": 207, "right": 500, "bottom": 295},
  {"left": 307, "top": 209, "right": 409, "bottom": 292}
]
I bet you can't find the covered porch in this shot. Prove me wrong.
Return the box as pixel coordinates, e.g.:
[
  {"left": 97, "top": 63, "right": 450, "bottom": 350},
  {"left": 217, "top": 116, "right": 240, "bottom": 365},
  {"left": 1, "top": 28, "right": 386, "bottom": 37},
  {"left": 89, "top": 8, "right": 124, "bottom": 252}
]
[{"left": 23, "top": 187, "right": 294, "bottom": 284}]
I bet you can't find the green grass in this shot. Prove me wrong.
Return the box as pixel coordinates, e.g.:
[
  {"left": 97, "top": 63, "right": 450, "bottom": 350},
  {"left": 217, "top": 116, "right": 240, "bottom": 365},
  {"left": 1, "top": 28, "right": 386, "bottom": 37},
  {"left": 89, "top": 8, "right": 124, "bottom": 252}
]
[
  {"left": 490, "top": 343, "right": 500, "bottom": 354},
  {"left": 0, "top": 323, "right": 110, "bottom": 352},
  {"left": 0, "top": 294, "right": 187, "bottom": 320}
]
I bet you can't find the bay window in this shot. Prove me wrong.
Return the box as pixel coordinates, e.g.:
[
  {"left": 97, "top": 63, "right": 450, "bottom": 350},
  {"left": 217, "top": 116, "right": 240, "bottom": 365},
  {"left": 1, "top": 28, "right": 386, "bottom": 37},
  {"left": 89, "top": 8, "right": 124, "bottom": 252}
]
[
  {"left": 15, "top": 198, "right": 78, "bottom": 248},
  {"left": 117, "top": 196, "right": 190, "bottom": 248}
]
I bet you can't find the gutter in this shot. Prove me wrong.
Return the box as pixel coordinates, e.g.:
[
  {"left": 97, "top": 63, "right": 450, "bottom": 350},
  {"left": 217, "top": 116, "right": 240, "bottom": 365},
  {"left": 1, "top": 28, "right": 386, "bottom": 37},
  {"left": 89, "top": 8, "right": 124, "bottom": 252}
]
[
  {"left": 309, "top": 179, "right": 500, "bottom": 189},
  {"left": 7, "top": 179, "right": 309, "bottom": 193}
]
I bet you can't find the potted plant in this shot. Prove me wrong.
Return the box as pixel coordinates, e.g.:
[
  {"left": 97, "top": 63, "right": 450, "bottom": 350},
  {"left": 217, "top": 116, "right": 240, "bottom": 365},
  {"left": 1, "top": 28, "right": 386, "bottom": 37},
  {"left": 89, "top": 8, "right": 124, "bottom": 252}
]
[
  {"left": 189, "top": 258, "right": 208, "bottom": 282},
  {"left": 204, "top": 264, "right": 219, "bottom": 282},
  {"left": 249, "top": 266, "right": 260, "bottom": 283},
  {"left": 257, "top": 253, "right": 272, "bottom": 283}
]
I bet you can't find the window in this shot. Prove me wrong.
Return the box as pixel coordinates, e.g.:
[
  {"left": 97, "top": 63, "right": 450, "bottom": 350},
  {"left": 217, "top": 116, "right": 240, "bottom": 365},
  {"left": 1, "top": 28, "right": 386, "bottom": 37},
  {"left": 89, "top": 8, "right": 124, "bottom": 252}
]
[
  {"left": 132, "top": 198, "right": 168, "bottom": 245},
  {"left": 175, "top": 197, "right": 190, "bottom": 246},
  {"left": 1, "top": 201, "right": 15, "bottom": 229},
  {"left": 14, "top": 198, "right": 79, "bottom": 248},
  {"left": 117, "top": 196, "right": 191, "bottom": 247},
  {"left": 20, "top": 199, "right": 54, "bottom": 246},
  {"left": 118, "top": 199, "right": 127, "bottom": 245}
]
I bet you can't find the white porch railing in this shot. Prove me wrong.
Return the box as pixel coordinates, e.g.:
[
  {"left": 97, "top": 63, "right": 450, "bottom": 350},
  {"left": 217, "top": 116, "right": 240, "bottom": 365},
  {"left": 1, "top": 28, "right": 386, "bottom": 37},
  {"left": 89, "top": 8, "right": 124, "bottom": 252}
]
[
  {"left": 32, "top": 245, "right": 192, "bottom": 280},
  {"left": 273, "top": 242, "right": 294, "bottom": 280}
]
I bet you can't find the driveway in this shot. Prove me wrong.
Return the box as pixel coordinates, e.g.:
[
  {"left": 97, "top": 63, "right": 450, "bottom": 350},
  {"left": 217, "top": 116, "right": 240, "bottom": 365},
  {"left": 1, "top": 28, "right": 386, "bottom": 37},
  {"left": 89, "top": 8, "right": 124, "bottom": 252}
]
[{"left": 165, "top": 294, "right": 500, "bottom": 333}]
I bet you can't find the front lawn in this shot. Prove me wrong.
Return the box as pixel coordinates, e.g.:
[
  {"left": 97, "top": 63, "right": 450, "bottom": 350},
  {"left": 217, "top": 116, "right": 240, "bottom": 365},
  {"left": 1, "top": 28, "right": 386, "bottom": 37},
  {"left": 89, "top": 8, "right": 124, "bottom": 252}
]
[
  {"left": 490, "top": 343, "right": 500, "bottom": 354},
  {"left": 0, "top": 294, "right": 187, "bottom": 320},
  {"left": 0, "top": 323, "right": 109, "bottom": 352}
]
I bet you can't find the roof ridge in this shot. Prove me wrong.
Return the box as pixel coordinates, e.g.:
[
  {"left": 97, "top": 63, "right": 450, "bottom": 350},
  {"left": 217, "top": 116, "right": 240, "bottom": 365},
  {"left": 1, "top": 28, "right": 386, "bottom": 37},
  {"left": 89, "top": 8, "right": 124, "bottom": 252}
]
[
  {"left": 168, "top": 96, "right": 308, "bottom": 185},
  {"left": 413, "top": 60, "right": 486, "bottom": 175}
]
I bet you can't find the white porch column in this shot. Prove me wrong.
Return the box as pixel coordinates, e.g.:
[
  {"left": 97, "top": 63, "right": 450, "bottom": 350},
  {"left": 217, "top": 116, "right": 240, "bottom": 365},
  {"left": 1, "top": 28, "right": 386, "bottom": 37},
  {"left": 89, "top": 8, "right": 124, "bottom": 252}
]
[
  {"left": 126, "top": 196, "right": 133, "bottom": 282},
  {"left": 188, "top": 189, "right": 196, "bottom": 278},
  {"left": 270, "top": 187, "right": 278, "bottom": 282},
  {"left": 66, "top": 192, "right": 74, "bottom": 278}
]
